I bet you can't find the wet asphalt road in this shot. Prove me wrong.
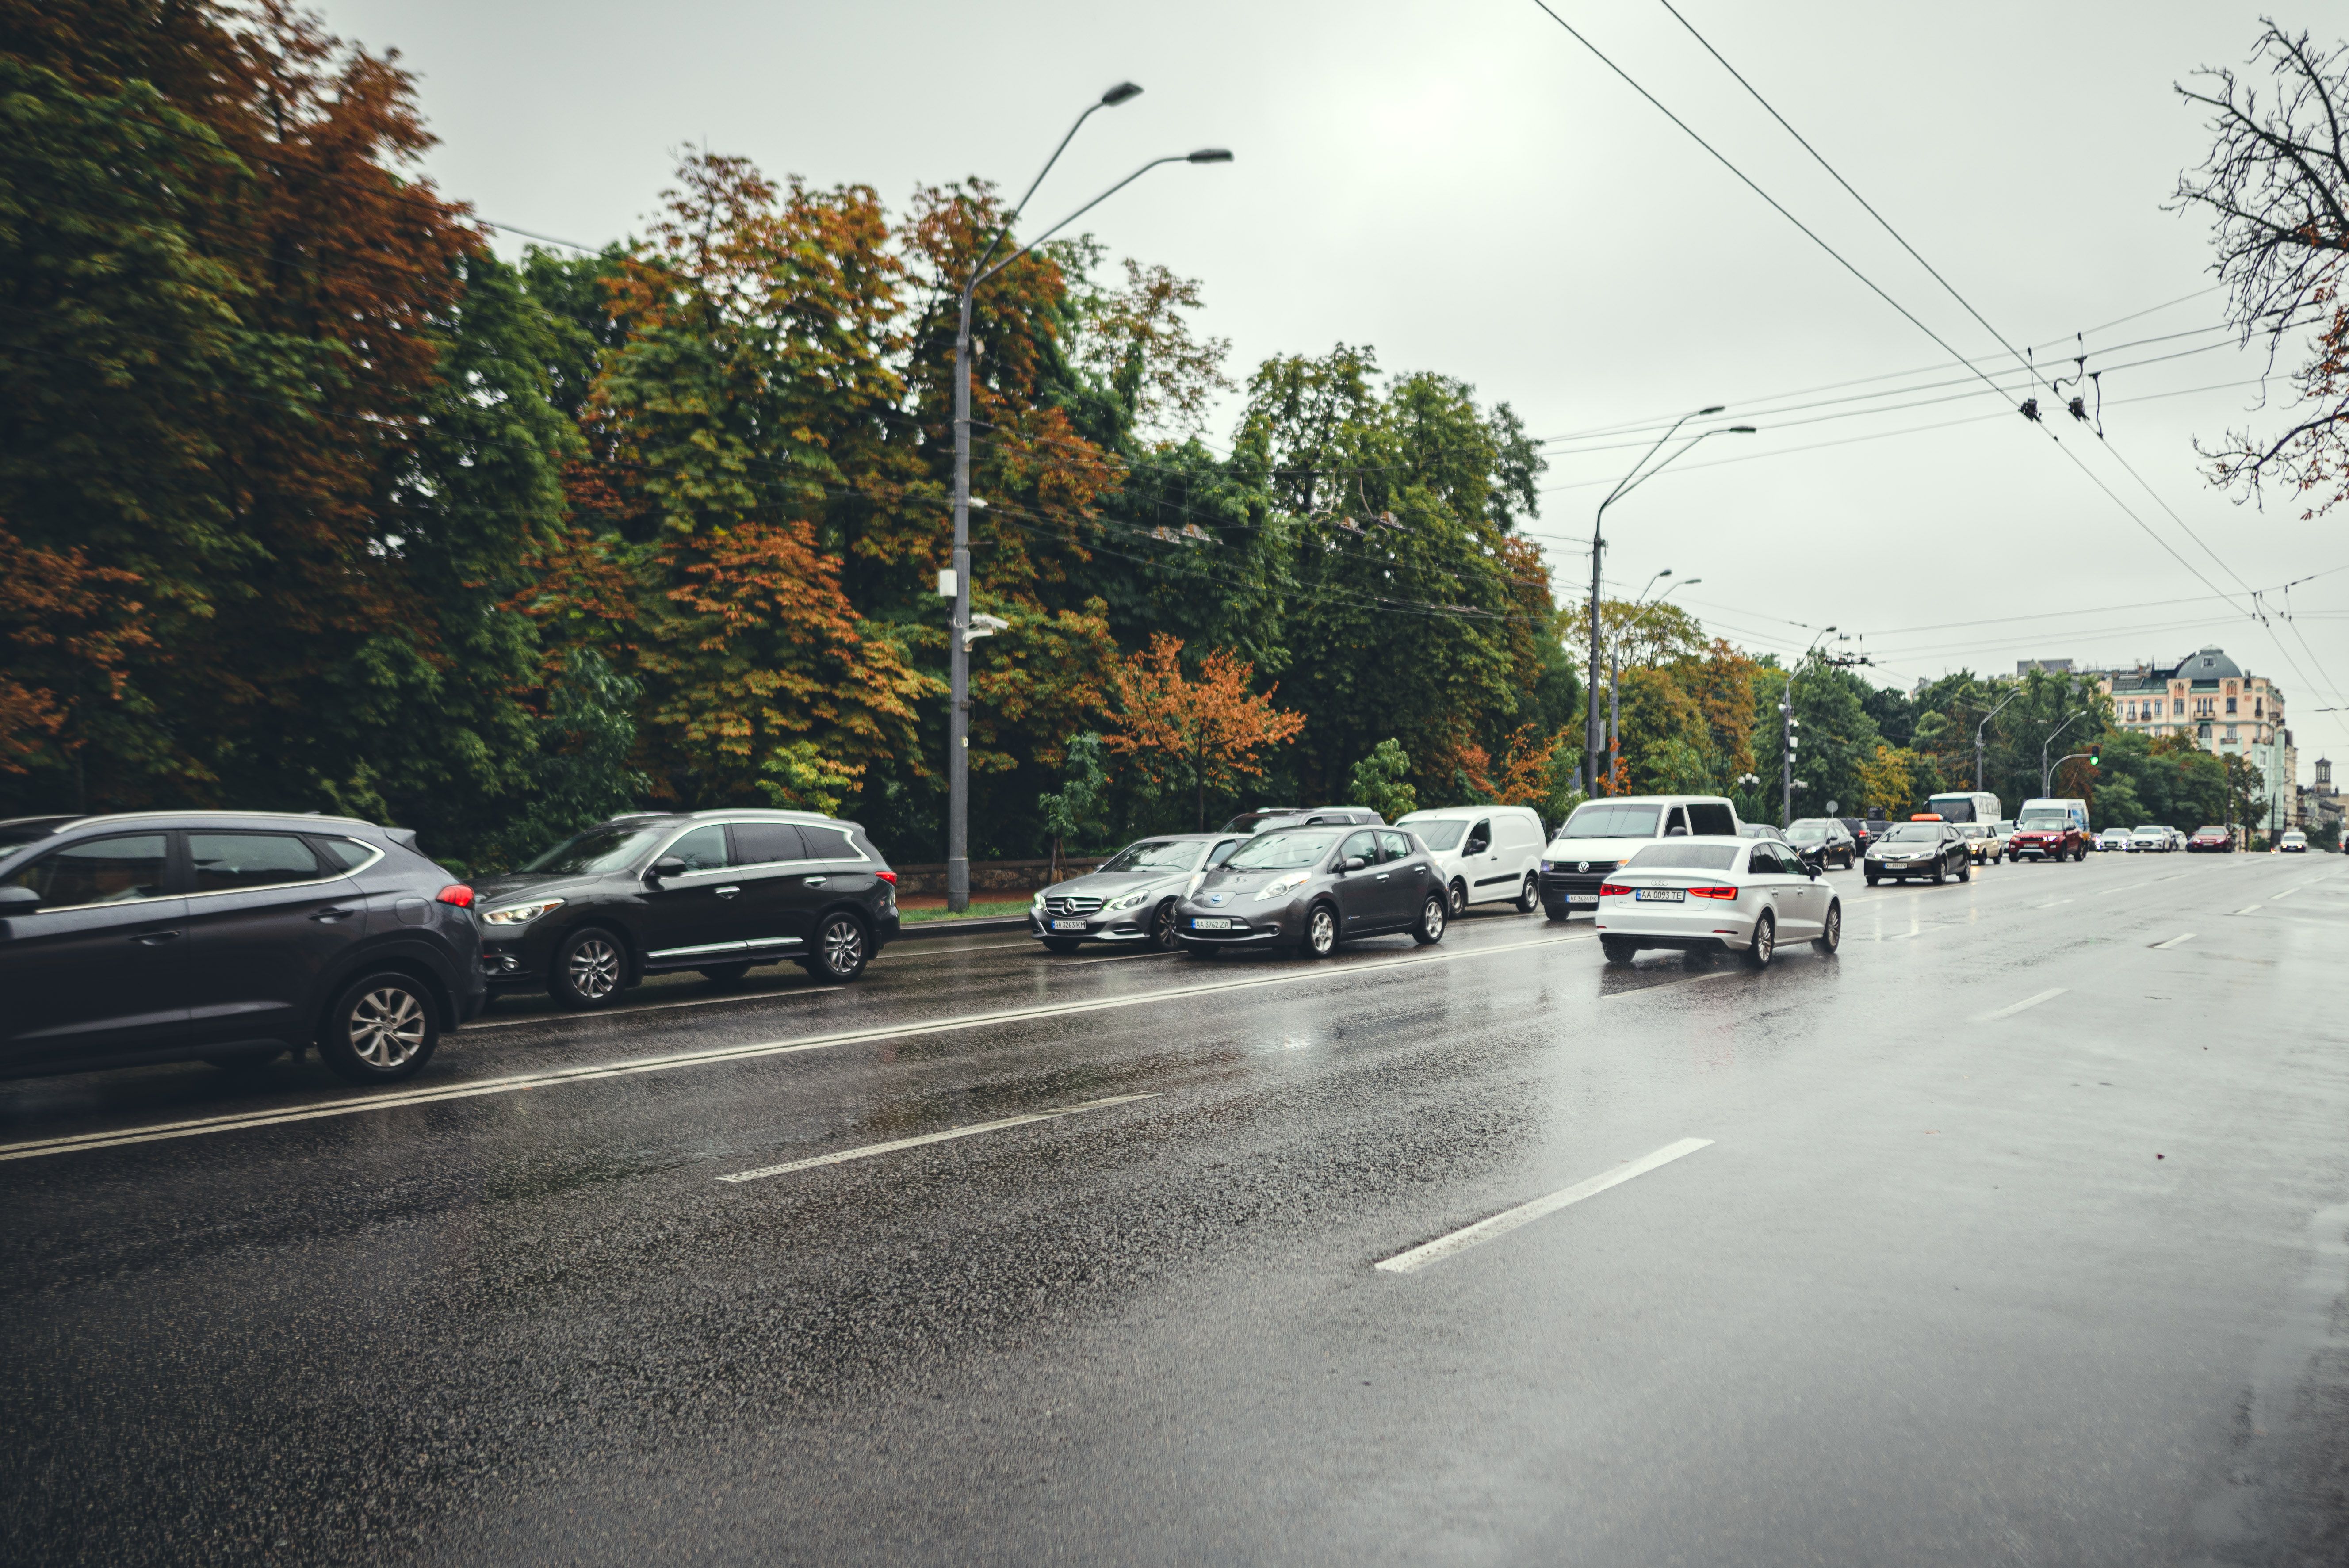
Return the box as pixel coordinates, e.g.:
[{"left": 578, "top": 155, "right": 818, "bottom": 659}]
[{"left": 4, "top": 851, "right": 2348, "bottom": 1565}]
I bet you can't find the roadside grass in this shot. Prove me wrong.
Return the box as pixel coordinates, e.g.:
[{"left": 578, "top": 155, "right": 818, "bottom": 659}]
[{"left": 900, "top": 901, "right": 1033, "bottom": 923}]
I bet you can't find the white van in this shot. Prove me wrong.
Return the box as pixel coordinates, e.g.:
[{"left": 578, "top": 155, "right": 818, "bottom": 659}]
[
  {"left": 1538, "top": 795, "right": 1742, "bottom": 918},
  {"left": 1393, "top": 805, "right": 1547, "bottom": 916}
]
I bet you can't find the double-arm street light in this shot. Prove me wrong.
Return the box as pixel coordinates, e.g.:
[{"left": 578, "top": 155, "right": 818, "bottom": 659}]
[
  {"left": 945, "top": 86, "right": 1232, "bottom": 911},
  {"left": 2039, "top": 709, "right": 2089, "bottom": 797},
  {"left": 1782, "top": 625, "right": 1840, "bottom": 826},
  {"left": 1586, "top": 409, "right": 1754, "bottom": 793}
]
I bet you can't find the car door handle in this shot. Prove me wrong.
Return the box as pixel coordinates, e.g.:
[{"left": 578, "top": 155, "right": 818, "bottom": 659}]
[
  {"left": 1376, "top": 872, "right": 1391, "bottom": 881},
  {"left": 310, "top": 906, "right": 358, "bottom": 922},
  {"left": 132, "top": 930, "right": 182, "bottom": 945},
  {"left": 715, "top": 886, "right": 742, "bottom": 899},
  {"left": 803, "top": 876, "right": 827, "bottom": 886}
]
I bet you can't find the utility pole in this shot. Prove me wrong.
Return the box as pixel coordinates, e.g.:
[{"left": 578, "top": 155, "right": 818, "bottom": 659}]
[
  {"left": 1975, "top": 685, "right": 2021, "bottom": 800},
  {"left": 942, "top": 84, "right": 1226, "bottom": 909}
]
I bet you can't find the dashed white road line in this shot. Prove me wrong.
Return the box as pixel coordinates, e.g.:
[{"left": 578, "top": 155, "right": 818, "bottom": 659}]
[
  {"left": 716, "top": 1094, "right": 1156, "bottom": 1184},
  {"left": 464, "top": 983, "right": 846, "bottom": 1033},
  {"left": 2272, "top": 887, "right": 2300, "bottom": 900},
  {"left": 1977, "top": 987, "right": 2066, "bottom": 1021},
  {"left": 2153, "top": 932, "right": 2198, "bottom": 949},
  {"left": 0, "top": 930, "right": 1588, "bottom": 1165},
  {"left": 2036, "top": 899, "right": 2074, "bottom": 910},
  {"left": 1375, "top": 1138, "right": 1713, "bottom": 1274},
  {"left": 2232, "top": 905, "right": 2263, "bottom": 916}
]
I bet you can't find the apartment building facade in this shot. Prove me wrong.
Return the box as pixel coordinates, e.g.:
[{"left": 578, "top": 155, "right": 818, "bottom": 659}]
[{"left": 2092, "top": 646, "right": 2294, "bottom": 832}]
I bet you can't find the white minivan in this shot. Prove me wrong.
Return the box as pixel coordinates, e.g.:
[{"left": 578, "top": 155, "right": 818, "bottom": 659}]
[
  {"left": 1393, "top": 806, "right": 1547, "bottom": 917},
  {"left": 1538, "top": 795, "right": 1743, "bottom": 918}
]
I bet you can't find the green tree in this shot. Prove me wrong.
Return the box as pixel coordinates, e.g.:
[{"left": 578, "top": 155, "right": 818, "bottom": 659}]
[{"left": 1347, "top": 738, "right": 1419, "bottom": 819}]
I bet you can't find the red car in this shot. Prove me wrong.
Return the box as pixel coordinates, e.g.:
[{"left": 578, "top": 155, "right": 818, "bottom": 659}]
[
  {"left": 2186, "top": 825, "right": 2234, "bottom": 853},
  {"left": 2009, "top": 799, "right": 2091, "bottom": 862}
]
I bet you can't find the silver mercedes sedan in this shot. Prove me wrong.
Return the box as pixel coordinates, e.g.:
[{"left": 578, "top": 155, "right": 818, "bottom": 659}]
[{"left": 1029, "top": 833, "right": 1244, "bottom": 954}]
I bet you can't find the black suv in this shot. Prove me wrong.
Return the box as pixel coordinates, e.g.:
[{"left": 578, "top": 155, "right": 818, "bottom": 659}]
[
  {"left": 0, "top": 811, "right": 485, "bottom": 1085},
  {"left": 471, "top": 810, "right": 899, "bottom": 1007}
]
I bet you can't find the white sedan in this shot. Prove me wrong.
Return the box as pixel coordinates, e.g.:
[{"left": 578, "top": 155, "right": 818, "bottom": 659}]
[
  {"left": 1595, "top": 835, "right": 1839, "bottom": 970},
  {"left": 2128, "top": 825, "right": 2170, "bottom": 853}
]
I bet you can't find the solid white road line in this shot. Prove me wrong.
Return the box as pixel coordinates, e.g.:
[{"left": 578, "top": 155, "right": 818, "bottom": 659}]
[
  {"left": 463, "top": 983, "right": 845, "bottom": 1033},
  {"left": 1373, "top": 1138, "right": 1713, "bottom": 1275},
  {"left": 0, "top": 930, "right": 1587, "bottom": 1165},
  {"left": 2272, "top": 887, "right": 2300, "bottom": 899},
  {"left": 2153, "top": 932, "right": 2198, "bottom": 949},
  {"left": 715, "top": 1094, "right": 1155, "bottom": 1184},
  {"left": 1977, "top": 987, "right": 2066, "bottom": 1021},
  {"left": 2233, "top": 905, "right": 2263, "bottom": 915}
]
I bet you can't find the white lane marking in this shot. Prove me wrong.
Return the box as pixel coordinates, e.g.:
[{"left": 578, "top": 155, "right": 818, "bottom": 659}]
[
  {"left": 2272, "top": 887, "right": 2300, "bottom": 900},
  {"left": 0, "top": 931, "right": 1588, "bottom": 1164},
  {"left": 2153, "top": 932, "right": 2197, "bottom": 949},
  {"left": 2232, "top": 905, "right": 2262, "bottom": 915},
  {"left": 463, "top": 983, "right": 845, "bottom": 1033},
  {"left": 2036, "top": 899, "right": 2074, "bottom": 909},
  {"left": 715, "top": 1094, "right": 1155, "bottom": 1184},
  {"left": 1375, "top": 1138, "right": 1713, "bottom": 1274},
  {"left": 1977, "top": 987, "right": 2066, "bottom": 1021}
]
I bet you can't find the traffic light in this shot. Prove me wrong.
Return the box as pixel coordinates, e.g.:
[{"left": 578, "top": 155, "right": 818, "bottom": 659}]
[{"left": 2088, "top": 747, "right": 2100, "bottom": 767}]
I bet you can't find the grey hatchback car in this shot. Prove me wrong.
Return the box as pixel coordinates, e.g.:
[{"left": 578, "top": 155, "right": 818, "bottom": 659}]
[
  {"left": 1030, "top": 832, "right": 1244, "bottom": 953},
  {"left": 1174, "top": 825, "right": 1447, "bottom": 958}
]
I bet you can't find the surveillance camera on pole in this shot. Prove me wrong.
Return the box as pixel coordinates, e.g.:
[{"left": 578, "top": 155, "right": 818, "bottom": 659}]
[{"left": 963, "top": 612, "right": 1009, "bottom": 651}]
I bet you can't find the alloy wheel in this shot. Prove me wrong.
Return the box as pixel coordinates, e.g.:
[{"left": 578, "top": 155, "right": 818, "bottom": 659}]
[
  {"left": 1307, "top": 905, "right": 1337, "bottom": 957},
  {"left": 348, "top": 986, "right": 428, "bottom": 1070},
  {"left": 567, "top": 937, "right": 621, "bottom": 1001},
  {"left": 1150, "top": 900, "right": 1180, "bottom": 952},
  {"left": 1745, "top": 911, "right": 1775, "bottom": 969},
  {"left": 820, "top": 917, "right": 865, "bottom": 977}
]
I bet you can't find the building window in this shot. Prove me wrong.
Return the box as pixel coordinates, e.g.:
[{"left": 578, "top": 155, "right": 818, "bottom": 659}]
[
  {"left": 2255, "top": 698, "right": 2264, "bottom": 717},
  {"left": 2226, "top": 725, "right": 2238, "bottom": 743},
  {"left": 2200, "top": 723, "right": 2212, "bottom": 742},
  {"left": 2174, "top": 699, "right": 2185, "bottom": 715},
  {"left": 2227, "top": 696, "right": 2238, "bottom": 715}
]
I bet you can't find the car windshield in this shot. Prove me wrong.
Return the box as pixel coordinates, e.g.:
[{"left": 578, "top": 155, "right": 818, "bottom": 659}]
[
  {"left": 1405, "top": 819, "right": 1470, "bottom": 851},
  {"left": 1224, "top": 830, "right": 1340, "bottom": 871},
  {"left": 1785, "top": 822, "right": 1828, "bottom": 841},
  {"left": 2016, "top": 810, "right": 2069, "bottom": 829},
  {"left": 1624, "top": 844, "right": 1740, "bottom": 871},
  {"left": 1097, "top": 839, "right": 1205, "bottom": 874},
  {"left": 517, "top": 824, "right": 668, "bottom": 876},
  {"left": 2195, "top": 826, "right": 2225, "bottom": 837},
  {"left": 1959, "top": 825, "right": 1987, "bottom": 838},
  {"left": 1560, "top": 803, "right": 1661, "bottom": 838},
  {"left": 1883, "top": 823, "right": 1942, "bottom": 843},
  {"left": 2135, "top": 825, "right": 2165, "bottom": 834}
]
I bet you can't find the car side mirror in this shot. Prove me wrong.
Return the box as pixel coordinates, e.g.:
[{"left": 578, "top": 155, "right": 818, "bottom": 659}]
[
  {"left": 1665, "top": 825, "right": 1687, "bottom": 837},
  {"left": 647, "top": 856, "right": 688, "bottom": 881},
  {"left": 0, "top": 884, "right": 38, "bottom": 918},
  {"left": 1341, "top": 855, "right": 1368, "bottom": 873}
]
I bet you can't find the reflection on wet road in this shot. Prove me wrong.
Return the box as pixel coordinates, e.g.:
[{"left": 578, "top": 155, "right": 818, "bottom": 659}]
[{"left": 4, "top": 852, "right": 2347, "bottom": 1565}]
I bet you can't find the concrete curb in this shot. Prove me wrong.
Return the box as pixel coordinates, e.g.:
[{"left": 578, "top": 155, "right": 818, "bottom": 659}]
[{"left": 895, "top": 914, "right": 1033, "bottom": 941}]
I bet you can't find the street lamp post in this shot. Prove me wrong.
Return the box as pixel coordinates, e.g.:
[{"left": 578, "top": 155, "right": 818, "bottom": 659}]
[
  {"left": 2039, "top": 710, "right": 2089, "bottom": 797},
  {"left": 1599, "top": 572, "right": 1703, "bottom": 780},
  {"left": 945, "top": 88, "right": 1228, "bottom": 911},
  {"left": 1781, "top": 626, "right": 1839, "bottom": 826},
  {"left": 1585, "top": 413, "right": 1753, "bottom": 793},
  {"left": 1974, "top": 685, "right": 2021, "bottom": 799}
]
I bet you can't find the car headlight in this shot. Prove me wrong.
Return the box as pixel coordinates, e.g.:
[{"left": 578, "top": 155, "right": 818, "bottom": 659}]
[
  {"left": 1108, "top": 888, "right": 1153, "bottom": 910},
  {"left": 1032, "top": 891, "right": 1046, "bottom": 910},
  {"left": 1256, "top": 872, "right": 1311, "bottom": 900},
  {"left": 482, "top": 897, "right": 565, "bottom": 926}
]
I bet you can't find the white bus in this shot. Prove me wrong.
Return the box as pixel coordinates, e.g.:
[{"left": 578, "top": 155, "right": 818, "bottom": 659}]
[{"left": 1925, "top": 790, "right": 2001, "bottom": 826}]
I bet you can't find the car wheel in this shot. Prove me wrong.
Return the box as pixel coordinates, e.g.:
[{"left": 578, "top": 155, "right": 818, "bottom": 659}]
[
  {"left": 1814, "top": 899, "right": 1842, "bottom": 954},
  {"left": 805, "top": 913, "right": 869, "bottom": 982},
  {"left": 317, "top": 972, "right": 439, "bottom": 1085},
  {"left": 1446, "top": 879, "right": 1468, "bottom": 918},
  {"left": 1931, "top": 858, "right": 1946, "bottom": 885},
  {"left": 1303, "top": 902, "right": 1339, "bottom": 959},
  {"left": 1148, "top": 900, "right": 1182, "bottom": 953},
  {"left": 1413, "top": 892, "right": 1447, "bottom": 945},
  {"left": 1601, "top": 937, "right": 1637, "bottom": 964},
  {"left": 1865, "top": 872, "right": 1880, "bottom": 887},
  {"left": 1743, "top": 910, "right": 1776, "bottom": 970},
  {"left": 1042, "top": 937, "right": 1083, "bottom": 954},
  {"left": 1543, "top": 901, "right": 1570, "bottom": 922},
  {"left": 1516, "top": 873, "right": 1540, "bottom": 914},
  {"left": 550, "top": 927, "right": 627, "bottom": 1009},
  {"left": 1959, "top": 856, "right": 1972, "bottom": 883}
]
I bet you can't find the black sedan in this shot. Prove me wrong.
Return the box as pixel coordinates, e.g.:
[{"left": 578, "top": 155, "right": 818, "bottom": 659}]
[
  {"left": 1862, "top": 820, "right": 1972, "bottom": 886},
  {"left": 1786, "top": 817, "right": 1858, "bottom": 869},
  {"left": 471, "top": 810, "right": 899, "bottom": 1007},
  {"left": 1174, "top": 825, "right": 1446, "bottom": 958},
  {"left": 0, "top": 809, "right": 486, "bottom": 1085}
]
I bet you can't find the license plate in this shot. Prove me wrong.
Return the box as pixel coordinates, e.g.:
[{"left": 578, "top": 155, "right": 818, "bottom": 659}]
[
  {"left": 1190, "top": 917, "right": 1234, "bottom": 930},
  {"left": 1634, "top": 887, "right": 1687, "bottom": 902},
  {"left": 1568, "top": 894, "right": 1598, "bottom": 905},
  {"left": 1051, "top": 918, "right": 1087, "bottom": 931}
]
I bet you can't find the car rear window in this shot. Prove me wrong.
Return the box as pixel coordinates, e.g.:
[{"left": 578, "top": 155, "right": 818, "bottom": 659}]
[
  {"left": 731, "top": 822, "right": 809, "bottom": 864},
  {"left": 797, "top": 824, "right": 857, "bottom": 860},
  {"left": 314, "top": 837, "right": 382, "bottom": 872},
  {"left": 190, "top": 832, "right": 325, "bottom": 892},
  {"left": 1685, "top": 803, "right": 1737, "bottom": 835},
  {"left": 1624, "top": 844, "right": 1739, "bottom": 871}
]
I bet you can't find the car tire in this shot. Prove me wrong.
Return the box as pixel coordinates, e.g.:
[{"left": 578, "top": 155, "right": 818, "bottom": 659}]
[
  {"left": 1148, "top": 900, "right": 1182, "bottom": 953},
  {"left": 698, "top": 962, "right": 753, "bottom": 984},
  {"left": 1931, "top": 858, "right": 1946, "bottom": 885},
  {"left": 1544, "top": 901, "right": 1570, "bottom": 922},
  {"left": 1814, "top": 899, "right": 1842, "bottom": 954},
  {"left": 1516, "top": 873, "right": 1540, "bottom": 914},
  {"left": 1412, "top": 892, "right": 1447, "bottom": 945},
  {"left": 803, "top": 912, "right": 870, "bottom": 983},
  {"left": 1447, "top": 879, "right": 1468, "bottom": 918},
  {"left": 1042, "top": 937, "right": 1083, "bottom": 954},
  {"left": 317, "top": 971, "right": 439, "bottom": 1086},
  {"left": 1600, "top": 937, "right": 1637, "bottom": 964},
  {"left": 1744, "top": 910, "right": 1776, "bottom": 970},
  {"left": 1302, "top": 902, "right": 1339, "bottom": 959},
  {"left": 550, "top": 926, "right": 627, "bottom": 1009},
  {"left": 1865, "top": 872, "right": 1880, "bottom": 887},
  {"left": 1959, "top": 856, "right": 1972, "bottom": 883}
]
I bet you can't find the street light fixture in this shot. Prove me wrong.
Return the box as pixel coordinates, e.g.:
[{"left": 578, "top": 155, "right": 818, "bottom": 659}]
[
  {"left": 2039, "top": 709, "right": 2089, "bottom": 797},
  {"left": 1585, "top": 412, "right": 1755, "bottom": 793},
  {"left": 945, "top": 91, "right": 1229, "bottom": 911},
  {"left": 1781, "top": 625, "right": 1838, "bottom": 826}
]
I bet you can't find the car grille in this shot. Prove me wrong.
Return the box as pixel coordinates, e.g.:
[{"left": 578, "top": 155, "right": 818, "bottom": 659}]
[
  {"left": 1539, "top": 860, "right": 1618, "bottom": 898},
  {"left": 1044, "top": 894, "right": 1103, "bottom": 916}
]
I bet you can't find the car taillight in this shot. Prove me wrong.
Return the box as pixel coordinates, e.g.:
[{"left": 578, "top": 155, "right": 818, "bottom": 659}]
[
  {"left": 1690, "top": 885, "right": 1740, "bottom": 900},
  {"left": 1599, "top": 881, "right": 1630, "bottom": 896},
  {"left": 436, "top": 884, "right": 475, "bottom": 907},
  {"left": 875, "top": 870, "right": 897, "bottom": 885}
]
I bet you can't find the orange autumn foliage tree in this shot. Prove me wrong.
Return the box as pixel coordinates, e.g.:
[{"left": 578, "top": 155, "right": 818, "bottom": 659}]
[
  {"left": 0, "top": 525, "right": 154, "bottom": 778},
  {"left": 1101, "top": 633, "right": 1307, "bottom": 829}
]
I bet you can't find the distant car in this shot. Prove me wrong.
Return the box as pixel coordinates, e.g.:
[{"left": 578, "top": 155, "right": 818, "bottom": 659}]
[
  {"left": 1786, "top": 817, "right": 1858, "bottom": 869},
  {"left": 1540, "top": 795, "right": 1742, "bottom": 918},
  {"left": 0, "top": 810, "right": 487, "bottom": 1086},
  {"left": 2127, "top": 824, "right": 2170, "bottom": 853},
  {"left": 1850, "top": 817, "right": 1893, "bottom": 855},
  {"left": 1176, "top": 825, "right": 1445, "bottom": 957},
  {"left": 1219, "top": 806, "right": 1384, "bottom": 835},
  {"left": 1393, "top": 805, "right": 1546, "bottom": 916},
  {"left": 2279, "top": 830, "right": 2309, "bottom": 853},
  {"left": 2187, "top": 825, "right": 2234, "bottom": 852},
  {"left": 1958, "top": 822, "right": 2006, "bottom": 861},
  {"left": 1737, "top": 822, "right": 1789, "bottom": 841},
  {"left": 2095, "top": 827, "right": 2132, "bottom": 853},
  {"left": 1030, "top": 833, "right": 1243, "bottom": 952},
  {"left": 1974, "top": 820, "right": 2011, "bottom": 861},
  {"left": 1595, "top": 836, "right": 1839, "bottom": 969},
  {"left": 1864, "top": 820, "right": 1971, "bottom": 886}
]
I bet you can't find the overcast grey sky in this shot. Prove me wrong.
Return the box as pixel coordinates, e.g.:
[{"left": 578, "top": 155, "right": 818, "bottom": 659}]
[{"left": 320, "top": 0, "right": 2349, "bottom": 774}]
